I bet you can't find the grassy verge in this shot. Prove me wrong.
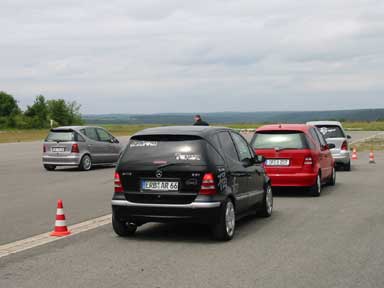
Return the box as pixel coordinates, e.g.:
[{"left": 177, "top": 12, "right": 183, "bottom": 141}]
[
  {"left": 353, "top": 134, "right": 384, "bottom": 151},
  {"left": 1, "top": 121, "right": 384, "bottom": 144}
]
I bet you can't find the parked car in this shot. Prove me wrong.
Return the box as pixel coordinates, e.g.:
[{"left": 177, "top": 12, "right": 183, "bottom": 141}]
[
  {"left": 112, "top": 126, "right": 273, "bottom": 241},
  {"left": 250, "top": 124, "right": 336, "bottom": 196},
  {"left": 42, "top": 126, "right": 122, "bottom": 171},
  {"left": 306, "top": 121, "right": 351, "bottom": 171}
]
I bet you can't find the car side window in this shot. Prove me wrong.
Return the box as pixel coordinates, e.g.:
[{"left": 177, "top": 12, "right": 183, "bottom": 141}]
[
  {"left": 217, "top": 132, "right": 239, "bottom": 161},
  {"left": 96, "top": 128, "right": 112, "bottom": 142},
  {"left": 309, "top": 128, "right": 321, "bottom": 148},
  {"left": 231, "top": 132, "right": 253, "bottom": 161},
  {"left": 84, "top": 128, "right": 99, "bottom": 141},
  {"left": 314, "top": 128, "right": 327, "bottom": 147}
]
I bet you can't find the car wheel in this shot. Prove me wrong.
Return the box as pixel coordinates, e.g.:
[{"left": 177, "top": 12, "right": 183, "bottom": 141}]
[
  {"left": 212, "top": 198, "right": 236, "bottom": 241},
  {"left": 310, "top": 173, "right": 322, "bottom": 197},
  {"left": 328, "top": 167, "right": 336, "bottom": 186},
  {"left": 344, "top": 161, "right": 351, "bottom": 171},
  {"left": 258, "top": 183, "right": 273, "bottom": 217},
  {"left": 43, "top": 164, "right": 56, "bottom": 171},
  {"left": 112, "top": 215, "right": 137, "bottom": 237},
  {"left": 79, "top": 154, "right": 92, "bottom": 171}
]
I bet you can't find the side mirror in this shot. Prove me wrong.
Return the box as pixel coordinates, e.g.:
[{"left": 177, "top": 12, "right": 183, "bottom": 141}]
[
  {"left": 327, "top": 143, "right": 336, "bottom": 149},
  {"left": 110, "top": 138, "right": 119, "bottom": 144},
  {"left": 347, "top": 135, "right": 352, "bottom": 139},
  {"left": 255, "top": 155, "right": 266, "bottom": 164}
]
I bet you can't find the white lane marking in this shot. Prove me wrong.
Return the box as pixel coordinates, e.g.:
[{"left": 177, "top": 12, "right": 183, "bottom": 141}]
[
  {"left": 0, "top": 214, "right": 111, "bottom": 259},
  {"left": 350, "top": 132, "right": 384, "bottom": 145}
]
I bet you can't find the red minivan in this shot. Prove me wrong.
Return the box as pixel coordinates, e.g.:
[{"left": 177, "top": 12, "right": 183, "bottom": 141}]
[{"left": 250, "top": 124, "right": 336, "bottom": 196}]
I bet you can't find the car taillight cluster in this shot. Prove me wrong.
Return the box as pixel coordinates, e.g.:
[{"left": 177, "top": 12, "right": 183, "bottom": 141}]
[
  {"left": 43, "top": 145, "right": 46, "bottom": 153},
  {"left": 199, "top": 173, "right": 217, "bottom": 195},
  {"left": 304, "top": 157, "right": 313, "bottom": 165},
  {"left": 341, "top": 141, "right": 348, "bottom": 151},
  {"left": 114, "top": 172, "right": 123, "bottom": 193},
  {"left": 71, "top": 143, "right": 80, "bottom": 153}
]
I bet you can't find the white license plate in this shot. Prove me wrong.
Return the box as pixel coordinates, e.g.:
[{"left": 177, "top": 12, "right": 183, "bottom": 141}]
[
  {"left": 265, "top": 159, "right": 290, "bottom": 166},
  {"left": 141, "top": 180, "right": 179, "bottom": 191},
  {"left": 52, "top": 147, "right": 65, "bottom": 152}
]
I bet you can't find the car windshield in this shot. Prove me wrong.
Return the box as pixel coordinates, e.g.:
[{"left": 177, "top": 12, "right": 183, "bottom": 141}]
[
  {"left": 315, "top": 125, "right": 345, "bottom": 139},
  {"left": 46, "top": 130, "right": 75, "bottom": 142},
  {"left": 121, "top": 135, "right": 208, "bottom": 166},
  {"left": 252, "top": 131, "right": 308, "bottom": 149}
]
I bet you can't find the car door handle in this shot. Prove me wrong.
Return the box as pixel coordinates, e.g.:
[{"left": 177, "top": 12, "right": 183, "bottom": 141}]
[{"left": 230, "top": 172, "right": 248, "bottom": 177}]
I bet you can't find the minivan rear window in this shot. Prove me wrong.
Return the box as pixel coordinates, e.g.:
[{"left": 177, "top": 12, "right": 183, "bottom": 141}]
[
  {"left": 252, "top": 131, "right": 308, "bottom": 150},
  {"left": 46, "top": 130, "right": 75, "bottom": 142},
  {"left": 315, "top": 125, "right": 345, "bottom": 139},
  {"left": 121, "top": 135, "right": 209, "bottom": 165}
]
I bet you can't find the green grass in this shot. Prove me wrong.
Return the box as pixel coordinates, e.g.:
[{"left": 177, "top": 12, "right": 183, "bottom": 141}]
[
  {"left": 353, "top": 135, "right": 384, "bottom": 151},
  {"left": 1, "top": 121, "right": 384, "bottom": 144}
]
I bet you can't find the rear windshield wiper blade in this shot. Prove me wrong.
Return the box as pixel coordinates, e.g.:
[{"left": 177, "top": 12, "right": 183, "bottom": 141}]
[{"left": 157, "top": 162, "right": 191, "bottom": 169}]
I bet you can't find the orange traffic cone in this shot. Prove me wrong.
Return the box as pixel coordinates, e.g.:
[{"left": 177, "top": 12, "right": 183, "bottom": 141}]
[
  {"left": 369, "top": 150, "right": 376, "bottom": 164},
  {"left": 351, "top": 147, "right": 358, "bottom": 160},
  {"left": 50, "top": 199, "right": 71, "bottom": 237}
]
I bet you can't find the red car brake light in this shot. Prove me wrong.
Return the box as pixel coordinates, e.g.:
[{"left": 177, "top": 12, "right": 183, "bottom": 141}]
[
  {"left": 43, "top": 144, "right": 46, "bottom": 153},
  {"left": 114, "top": 172, "right": 123, "bottom": 193},
  {"left": 71, "top": 143, "right": 80, "bottom": 153},
  {"left": 199, "top": 173, "right": 217, "bottom": 195},
  {"left": 304, "top": 156, "right": 313, "bottom": 165},
  {"left": 341, "top": 141, "right": 348, "bottom": 151}
]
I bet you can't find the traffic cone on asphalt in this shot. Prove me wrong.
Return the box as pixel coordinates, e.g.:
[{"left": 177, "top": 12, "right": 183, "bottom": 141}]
[
  {"left": 50, "top": 199, "right": 71, "bottom": 237},
  {"left": 369, "top": 149, "right": 376, "bottom": 164},
  {"left": 352, "top": 147, "right": 358, "bottom": 160}
]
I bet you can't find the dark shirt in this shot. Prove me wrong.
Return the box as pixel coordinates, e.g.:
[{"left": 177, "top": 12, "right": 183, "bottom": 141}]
[{"left": 193, "top": 119, "right": 209, "bottom": 126}]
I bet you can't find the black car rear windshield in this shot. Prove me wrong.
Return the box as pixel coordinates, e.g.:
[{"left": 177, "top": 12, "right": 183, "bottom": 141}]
[
  {"left": 315, "top": 125, "right": 345, "bottom": 139},
  {"left": 46, "top": 130, "right": 75, "bottom": 142},
  {"left": 252, "top": 131, "right": 309, "bottom": 149},
  {"left": 121, "top": 135, "right": 210, "bottom": 166}
]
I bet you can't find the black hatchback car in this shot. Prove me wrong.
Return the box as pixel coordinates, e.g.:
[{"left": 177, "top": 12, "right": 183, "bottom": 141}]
[{"left": 111, "top": 126, "right": 272, "bottom": 240}]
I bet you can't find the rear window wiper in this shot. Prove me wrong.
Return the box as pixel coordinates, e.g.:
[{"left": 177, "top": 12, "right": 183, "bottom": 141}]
[{"left": 157, "top": 162, "right": 192, "bottom": 169}]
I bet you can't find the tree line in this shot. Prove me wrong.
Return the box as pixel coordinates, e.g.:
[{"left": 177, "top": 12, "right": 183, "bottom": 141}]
[{"left": 0, "top": 91, "right": 83, "bottom": 129}]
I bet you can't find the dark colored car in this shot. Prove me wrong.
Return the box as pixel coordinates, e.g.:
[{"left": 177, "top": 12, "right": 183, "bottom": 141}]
[
  {"left": 112, "top": 126, "right": 273, "bottom": 241},
  {"left": 251, "top": 124, "right": 336, "bottom": 196}
]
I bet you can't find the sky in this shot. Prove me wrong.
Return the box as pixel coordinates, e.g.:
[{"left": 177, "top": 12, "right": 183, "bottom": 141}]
[{"left": 1, "top": 0, "right": 384, "bottom": 114}]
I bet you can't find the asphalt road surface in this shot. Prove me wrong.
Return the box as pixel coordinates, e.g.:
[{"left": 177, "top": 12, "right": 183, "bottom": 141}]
[
  {"left": 1, "top": 150, "right": 383, "bottom": 287},
  {"left": 0, "top": 131, "right": 379, "bottom": 244}
]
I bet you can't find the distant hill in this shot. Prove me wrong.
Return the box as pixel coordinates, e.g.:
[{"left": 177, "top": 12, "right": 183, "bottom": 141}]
[{"left": 83, "top": 109, "right": 384, "bottom": 125}]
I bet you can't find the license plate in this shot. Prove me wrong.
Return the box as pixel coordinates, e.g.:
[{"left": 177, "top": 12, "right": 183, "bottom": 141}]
[
  {"left": 52, "top": 147, "right": 65, "bottom": 152},
  {"left": 265, "top": 159, "right": 290, "bottom": 166},
  {"left": 141, "top": 180, "right": 179, "bottom": 192}
]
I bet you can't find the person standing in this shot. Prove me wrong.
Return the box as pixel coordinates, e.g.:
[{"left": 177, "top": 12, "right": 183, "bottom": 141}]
[{"left": 193, "top": 114, "right": 209, "bottom": 126}]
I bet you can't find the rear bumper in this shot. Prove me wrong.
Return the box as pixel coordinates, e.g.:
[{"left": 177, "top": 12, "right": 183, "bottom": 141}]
[
  {"left": 268, "top": 172, "right": 317, "bottom": 187},
  {"left": 111, "top": 199, "right": 222, "bottom": 225},
  {"left": 331, "top": 150, "right": 350, "bottom": 164},
  {"left": 42, "top": 155, "right": 82, "bottom": 166}
]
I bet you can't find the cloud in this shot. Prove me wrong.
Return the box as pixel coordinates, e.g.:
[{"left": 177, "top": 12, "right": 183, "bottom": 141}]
[{"left": 0, "top": 0, "right": 383, "bottom": 113}]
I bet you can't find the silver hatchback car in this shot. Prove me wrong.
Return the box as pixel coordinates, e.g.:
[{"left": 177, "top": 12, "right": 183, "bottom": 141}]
[
  {"left": 42, "top": 126, "right": 122, "bottom": 171},
  {"left": 307, "top": 121, "right": 352, "bottom": 171}
]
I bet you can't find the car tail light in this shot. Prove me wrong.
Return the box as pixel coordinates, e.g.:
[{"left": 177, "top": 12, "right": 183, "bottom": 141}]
[
  {"left": 43, "top": 145, "right": 46, "bottom": 153},
  {"left": 341, "top": 141, "right": 348, "bottom": 151},
  {"left": 304, "top": 157, "right": 313, "bottom": 165},
  {"left": 71, "top": 143, "right": 80, "bottom": 153},
  {"left": 114, "top": 172, "right": 123, "bottom": 193},
  {"left": 199, "top": 173, "right": 217, "bottom": 195}
]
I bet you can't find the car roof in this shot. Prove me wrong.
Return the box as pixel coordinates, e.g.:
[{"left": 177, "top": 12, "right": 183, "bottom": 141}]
[
  {"left": 51, "top": 126, "right": 102, "bottom": 132},
  {"left": 256, "top": 124, "right": 311, "bottom": 132},
  {"left": 306, "top": 121, "right": 342, "bottom": 126},
  {"left": 133, "top": 126, "right": 232, "bottom": 138}
]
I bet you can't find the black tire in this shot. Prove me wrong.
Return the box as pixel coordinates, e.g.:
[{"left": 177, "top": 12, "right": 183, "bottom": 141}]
[
  {"left": 328, "top": 166, "right": 336, "bottom": 186},
  {"left": 258, "top": 183, "right": 273, "bottom": 217},
  {"left": 112, "top": 215, "right": 137, "bottom": 237},
  {"left": 344, "top": 162, "right": 351, "bottom": 171},
  {"left": 44, "top": 164, "right": 56, "bottom": 171},
  {"left": 212, "top": 198, "right": 236, "bottom": 241},
  {"left": 79, "top": 154, "right": 92, "bottom": 171},
  {"left": 310, "top": 173, "right": 322, "bottom": 197}
]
